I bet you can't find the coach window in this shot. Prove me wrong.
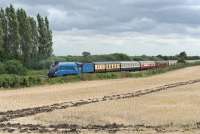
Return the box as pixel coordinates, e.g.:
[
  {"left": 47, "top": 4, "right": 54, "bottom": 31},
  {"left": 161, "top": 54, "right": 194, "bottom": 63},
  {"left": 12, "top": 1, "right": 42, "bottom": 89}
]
[{"left": 101, "top": 65, "right": 103, "bottom": 69}]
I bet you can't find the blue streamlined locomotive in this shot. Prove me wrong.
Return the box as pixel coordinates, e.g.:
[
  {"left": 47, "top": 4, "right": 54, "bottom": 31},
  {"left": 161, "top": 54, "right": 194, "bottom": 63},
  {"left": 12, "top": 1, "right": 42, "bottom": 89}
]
[{"left": 48, "top": 62, "right": 82, "bottom": 77}]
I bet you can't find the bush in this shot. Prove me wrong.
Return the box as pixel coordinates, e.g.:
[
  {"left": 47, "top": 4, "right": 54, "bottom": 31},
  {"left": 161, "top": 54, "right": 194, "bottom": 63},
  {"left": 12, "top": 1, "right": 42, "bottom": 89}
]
[
  {"left": 27, "top": 70, "right": 49, "bottom": 76},
  {"left": 4, "top": 60, "right": 27, "bottom": 75},
  {"left": 0, "top": 63, "right": 6, "bottom": 74},
  {"left": 0, "top": 74, "right": 43, "bottom": 88}
]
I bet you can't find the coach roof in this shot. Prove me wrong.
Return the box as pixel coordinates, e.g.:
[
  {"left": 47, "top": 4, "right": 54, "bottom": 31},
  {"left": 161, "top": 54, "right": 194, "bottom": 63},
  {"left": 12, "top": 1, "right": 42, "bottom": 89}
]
[{"left": 93, "top": 61, "right": 121, "bottom": 64}]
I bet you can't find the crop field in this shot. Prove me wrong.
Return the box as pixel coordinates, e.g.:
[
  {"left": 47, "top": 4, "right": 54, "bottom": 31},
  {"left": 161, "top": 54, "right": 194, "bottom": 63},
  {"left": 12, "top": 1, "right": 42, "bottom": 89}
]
[{"left": 0, "top": 66, "right": 200, "bottom": 133}]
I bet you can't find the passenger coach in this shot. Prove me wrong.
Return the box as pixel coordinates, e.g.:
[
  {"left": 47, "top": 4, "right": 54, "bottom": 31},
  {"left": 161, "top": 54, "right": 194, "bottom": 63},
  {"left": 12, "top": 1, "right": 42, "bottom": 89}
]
[
  {"left": 139, "top": 61, "right": 156, "bottom": 70},
  {"left": 94, "top": 62, "right": 121, "bottom": 72},
  {"left": 120, "top": 61, "right": 140, "bottom": 71},
  {"left": 155, "top": 61, "right": 169, "bottom": 68}
]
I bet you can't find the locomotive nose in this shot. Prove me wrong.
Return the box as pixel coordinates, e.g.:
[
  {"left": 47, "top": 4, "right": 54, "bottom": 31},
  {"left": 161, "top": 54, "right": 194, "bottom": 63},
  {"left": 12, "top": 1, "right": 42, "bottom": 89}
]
[{"left": 48, "top": 72, "right": 54, "bottom": 78}]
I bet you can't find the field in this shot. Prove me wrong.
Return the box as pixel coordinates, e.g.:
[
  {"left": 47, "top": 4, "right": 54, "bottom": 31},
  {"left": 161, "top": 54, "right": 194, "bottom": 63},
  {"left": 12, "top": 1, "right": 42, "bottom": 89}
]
[{"left": 1, "top": 66, "right": 200, "bottom": 133}]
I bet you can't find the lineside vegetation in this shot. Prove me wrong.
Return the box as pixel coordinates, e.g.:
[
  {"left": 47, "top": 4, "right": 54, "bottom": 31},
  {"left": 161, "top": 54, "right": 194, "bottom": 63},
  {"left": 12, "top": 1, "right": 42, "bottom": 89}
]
[{"left": 0, "top": 62, "right": 199, "bottom": 89}]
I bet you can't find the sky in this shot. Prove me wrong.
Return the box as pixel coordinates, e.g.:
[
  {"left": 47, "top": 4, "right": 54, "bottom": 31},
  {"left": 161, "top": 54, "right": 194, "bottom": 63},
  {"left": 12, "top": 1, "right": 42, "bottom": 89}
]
[{"left": 1, "top": 0, "right": 200, "bottom": 56}]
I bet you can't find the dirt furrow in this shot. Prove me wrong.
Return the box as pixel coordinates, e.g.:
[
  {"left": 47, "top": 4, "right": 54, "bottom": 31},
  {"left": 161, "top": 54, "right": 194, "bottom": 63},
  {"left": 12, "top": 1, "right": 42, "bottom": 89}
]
[
  {"left": 1, "top": 122, "right": 200, "bottom": 133},
  {"left": 0, "top": 79, "right": 200, "bottom": 123}
]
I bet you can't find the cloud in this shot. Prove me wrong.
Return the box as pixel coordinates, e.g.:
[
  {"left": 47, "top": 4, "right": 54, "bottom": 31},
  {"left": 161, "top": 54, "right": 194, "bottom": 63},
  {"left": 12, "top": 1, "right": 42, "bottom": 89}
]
[
  {"left": 10, "top": 0, "right": 200, "bottom": 34},
  {"left": 53, "top": 30, "right": 200, "bottom": 56},
  {"left": 1, "top": 0, "right": 200, "bottom": 55}
]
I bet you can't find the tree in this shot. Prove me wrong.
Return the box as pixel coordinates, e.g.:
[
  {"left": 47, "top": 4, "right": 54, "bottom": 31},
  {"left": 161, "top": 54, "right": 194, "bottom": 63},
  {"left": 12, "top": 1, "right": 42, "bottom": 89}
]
[
  {"left": 177, "top": 51, "right": 187, "bottom": 63},
  {"left": 0, "top": 19, "right": 4, "bottom": 58},
  {"left": 0, "top": 5, "right": 53, "bottom": 69},
  {"left": 37, "top": 14, "right": 53, "bottom": 60},
  {"left": 29, "top": 17, "right": 39, "bottom": 64},
  {"left": 37, "top": 14, "right": 45, "bottom": 59},
  {"left": 111, "top": 53, "right": 130, "bottom": 61},
  {"left": 5, "top": 5, "right": 21, "bottom": 59},
  {"left": 0, "top": 8, "right": 7, "bottom": 60},
  {"left": 179, "top": 51, "right": 187, "bottom": 59},
  {"left": 17, "top": 8, "right": 32, "bottom": 66},
  {"left": 44, "top": 16, "right": 53, "bottom": 58},
  {"left": 82, "top": 51, "right": 91, "bottom": 57}
]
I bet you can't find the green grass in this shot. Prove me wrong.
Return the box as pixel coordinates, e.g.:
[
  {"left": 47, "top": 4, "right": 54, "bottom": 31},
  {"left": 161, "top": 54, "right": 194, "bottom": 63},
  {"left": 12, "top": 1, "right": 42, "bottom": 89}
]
[{"left": 0, "top": 62, "right": 200, "bottom": 89}]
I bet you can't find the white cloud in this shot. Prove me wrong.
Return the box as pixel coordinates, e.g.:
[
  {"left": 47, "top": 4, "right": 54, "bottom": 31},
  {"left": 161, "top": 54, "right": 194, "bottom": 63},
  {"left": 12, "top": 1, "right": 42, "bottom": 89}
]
[{"left": 53, "top": 30, "right": 200, "bottom": 56}]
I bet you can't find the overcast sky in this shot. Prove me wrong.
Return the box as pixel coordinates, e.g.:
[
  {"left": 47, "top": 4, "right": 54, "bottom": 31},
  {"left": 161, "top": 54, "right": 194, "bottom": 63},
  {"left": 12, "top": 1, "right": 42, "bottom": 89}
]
[{"left": 1, "top": 0, "right": 200, "bottom": 56}]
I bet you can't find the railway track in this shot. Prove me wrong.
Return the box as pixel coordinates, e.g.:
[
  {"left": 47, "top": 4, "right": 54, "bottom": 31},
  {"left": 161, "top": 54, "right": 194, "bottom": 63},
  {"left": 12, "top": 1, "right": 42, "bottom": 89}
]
[{"left": 0, "top": 79, "right": 200, "bottom": 123}]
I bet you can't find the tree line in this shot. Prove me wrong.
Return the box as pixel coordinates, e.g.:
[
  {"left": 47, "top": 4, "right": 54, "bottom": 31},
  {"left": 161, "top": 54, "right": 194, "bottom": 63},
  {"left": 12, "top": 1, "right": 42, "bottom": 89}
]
[
  {"left": 52, "top": 51, "right": 199, "bottom": 64},
  {"left": 0, "top": 5, "right": 53, "bottom": 68}
]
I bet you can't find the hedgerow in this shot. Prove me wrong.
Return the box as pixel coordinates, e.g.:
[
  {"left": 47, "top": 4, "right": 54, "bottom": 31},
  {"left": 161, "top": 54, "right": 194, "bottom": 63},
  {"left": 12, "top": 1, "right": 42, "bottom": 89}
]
[
  {"left": 0, "top": 75, "right": 43, "bottom": 88},
  {"left": 0, "top": 60, "right": 27, "bottom": 75}
]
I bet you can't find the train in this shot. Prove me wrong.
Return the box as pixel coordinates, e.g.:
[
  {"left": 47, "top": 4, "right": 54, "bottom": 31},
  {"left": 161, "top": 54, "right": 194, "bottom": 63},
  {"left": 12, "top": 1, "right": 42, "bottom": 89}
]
[
  {"left": 48, "top": 60, "right": 179, "bottom": 77},
  {"left": 48, "top": 60, "right": 200, "bottom": 77}
]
